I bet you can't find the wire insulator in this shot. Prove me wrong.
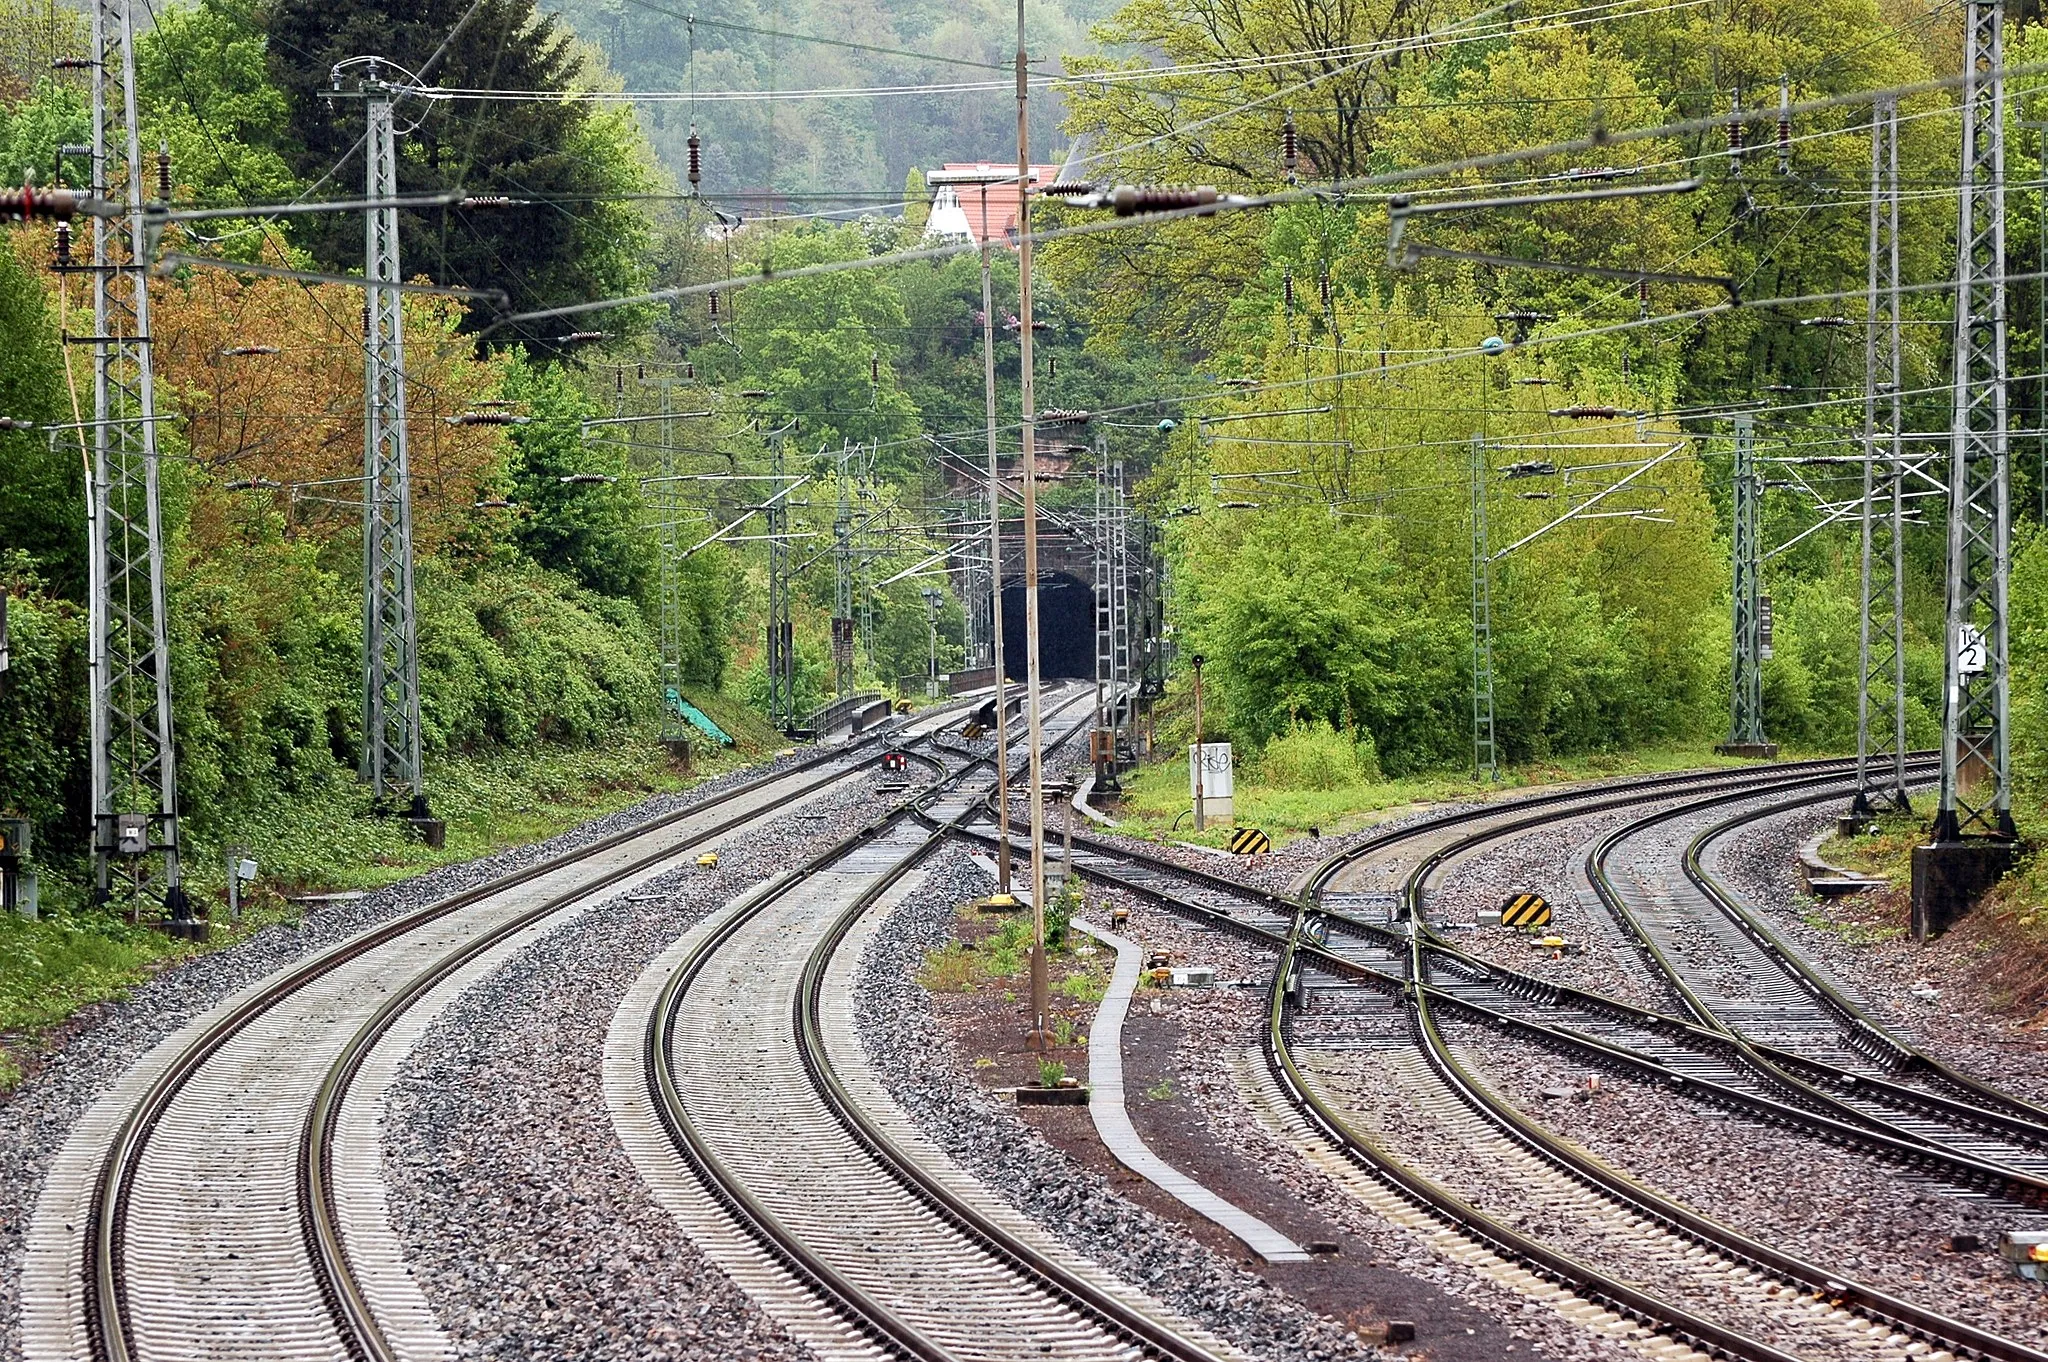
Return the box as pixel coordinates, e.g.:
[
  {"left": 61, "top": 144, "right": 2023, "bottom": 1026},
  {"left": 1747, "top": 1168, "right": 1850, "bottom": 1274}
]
[
  {"left": 1319, "top": 272, "right": 1331, "bottom": 308},
  {"left": 1040, "top": 180, "right": 1094, "bottom": 197},
  {"left": 1282, "top": 269, "right": 1294, "bottom": 308},
  {"left": 157, "top": 143, "right": 171, "bottom": 203},
  {"left": 870, "top": 353, "right": 879, "bottom": 384},
  {"left": 1727, "top": 95, "right": 1744, "bottom": 163},
  {"left": 1776, "top": 77, "right": 1791, "bottom": 175},
  {"left": 687, "top": 126, "right": 701, "bottom": 190},
  {"left": 1047, "top": 354, "right": 1057, "bottom": 379},
  {"left": 1109, "top": 184, "right": 1221, "bottom": 216},
  {"left": 708, "top": 290, "right": 719, "bottom": 318},
  {"left": 0, "top": 185, "right": 81, "bottom": 221},
  {"left": 1281, "top": 111, "right": 1299, "bottom": 181},
  {"left": 684, "top": 361, "right": 695, "bottom": 380},
  {"left": 52, "top": 219, "right": 70, "bottom": 266}
]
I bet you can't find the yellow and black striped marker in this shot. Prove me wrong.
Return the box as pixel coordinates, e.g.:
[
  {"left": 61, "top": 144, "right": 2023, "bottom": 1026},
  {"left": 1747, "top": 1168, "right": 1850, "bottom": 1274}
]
[
  {"left": 1229, "top": 827, "right": 1273, "bottom": 856},
  {"left": 962, "top": 722, "right": 987, "bottom": 740},
  {"left": 1501, "top": 892, "right": 1551, "bottom": 928}
]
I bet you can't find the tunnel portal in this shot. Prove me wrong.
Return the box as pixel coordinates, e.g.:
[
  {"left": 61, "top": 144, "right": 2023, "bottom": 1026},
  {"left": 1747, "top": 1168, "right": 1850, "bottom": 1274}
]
[{"left": 1000, "top": 572, "right": 1093, "bottom": 680}]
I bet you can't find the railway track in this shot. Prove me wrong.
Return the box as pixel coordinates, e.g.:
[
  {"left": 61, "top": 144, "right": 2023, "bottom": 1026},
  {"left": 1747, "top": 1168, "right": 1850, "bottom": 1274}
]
[
  {"left": 947, "top": 758, "right": 2048, "bottom": 1361},
  {"left": 958, "top": 759, "right": 2032, "bottom": 1178},
  {"left": 1588, "top": 779, "right": 2048, "bottom": 1172},
  {"left": 20, "top": 710, "right": 963, "bottom": 1362},
  {"left": 608, "top": 682, "right": 1239, "bottom": 1361}
]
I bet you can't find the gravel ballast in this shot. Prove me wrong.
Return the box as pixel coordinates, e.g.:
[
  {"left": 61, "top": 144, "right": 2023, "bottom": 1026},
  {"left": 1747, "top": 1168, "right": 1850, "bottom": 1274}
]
[
  {"left": 854, "top": 851, "right": 1381, "bottom": 1362},
  {"left": 1454, "top": 1022, "right": 2048, "bottom": 1348},
  {"left": 0, "top": 741, "right": 882, "bottom": 1362}
]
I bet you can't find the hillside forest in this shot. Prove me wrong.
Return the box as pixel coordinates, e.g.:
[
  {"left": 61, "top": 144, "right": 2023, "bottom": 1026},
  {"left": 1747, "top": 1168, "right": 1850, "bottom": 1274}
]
[{"left": 2, "top": 0, "right": 2047, "bottom": 929}]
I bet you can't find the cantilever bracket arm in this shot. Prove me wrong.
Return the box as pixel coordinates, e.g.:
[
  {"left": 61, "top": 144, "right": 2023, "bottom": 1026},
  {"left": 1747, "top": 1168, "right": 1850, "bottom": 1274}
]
[
  {"left": 1385, "top": 178, "right": 1737, "bottom": 303},
  {"left": 1489, "top": 443, "right": 1681, "bottom": 561}
]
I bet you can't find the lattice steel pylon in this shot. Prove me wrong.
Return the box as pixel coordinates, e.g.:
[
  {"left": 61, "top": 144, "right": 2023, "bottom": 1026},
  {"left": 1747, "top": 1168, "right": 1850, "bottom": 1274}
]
[
  {"left": 1853, "top": 97, "right": 1911, "bottom": 817},
  {"left": 87, "top": 0, "right": 187, "bottom": 920},
  {"left": 1724, "top": 415, "right": 1767, "bottom": 750},
  {"left": 653, "top": 381, "right": 689, "bottom": 740},
  {"left": 1934, "top": 0, "right": 2017, "bottom": 843},
  {"left": 832, "top": 443, "right": 855, "bottom": 698},
  {"left": 1093, "top": 456, "right": 1112, "bottom": 727},
  {"left": 1110, "top": 460, "right": 1131, "bottom": 713},
  {"left": 764, "top": 427, "right": 796, "bottom": 729},
  {"left": 359, "top": 74, "right": 427, "bottom": 814},
  {"left": 1469, "top": 436, "right": 1499, "bottom": 782}
]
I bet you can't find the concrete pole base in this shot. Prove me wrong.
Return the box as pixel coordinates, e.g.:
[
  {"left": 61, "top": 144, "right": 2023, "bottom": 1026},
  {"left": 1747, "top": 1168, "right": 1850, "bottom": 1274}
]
[
  {"left": 1910, "top": 840, "right": 2016, "bottom": 940},
  {"left": 1714, "top": 742, "right": 1781, "bottom": 758}
]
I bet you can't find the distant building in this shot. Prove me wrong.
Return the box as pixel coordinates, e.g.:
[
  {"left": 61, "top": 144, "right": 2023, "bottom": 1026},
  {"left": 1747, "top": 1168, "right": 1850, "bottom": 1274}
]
[{"left": 923, "top": 163, "right": 1061, "bottom": 245}]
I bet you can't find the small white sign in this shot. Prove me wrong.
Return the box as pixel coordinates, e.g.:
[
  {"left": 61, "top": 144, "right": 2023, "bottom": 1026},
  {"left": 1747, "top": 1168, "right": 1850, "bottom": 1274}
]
[
  {"left": 1189, "top": 742, "right": 1234, "bottom": 800},
  {"left": 1959, "top": 624, "right": 1989, "bottom": 676}
]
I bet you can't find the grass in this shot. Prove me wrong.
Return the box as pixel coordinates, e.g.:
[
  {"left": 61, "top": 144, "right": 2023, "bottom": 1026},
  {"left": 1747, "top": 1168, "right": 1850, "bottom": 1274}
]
[
  {"left": 918, "top": 943, "right": 978, "bottom": 993},
  {"left": 1144, "top": 1077, "right": 1174, "bottom": 1101},
  {"left": 1056, "top": 967, "right": 1107, "bottom": 1004},
  {"left": 1817, "top": 802, "right": 2048, "bottom": 1020},
  {"left": 1817, "top": 811, "right": 1923, "bottom": 883},
  {"left": 1106, "top": 745, "right": 1772, "bottom": 848},
  {"left": 0, "top": 726, "right": 776, "bottom": 1095}
]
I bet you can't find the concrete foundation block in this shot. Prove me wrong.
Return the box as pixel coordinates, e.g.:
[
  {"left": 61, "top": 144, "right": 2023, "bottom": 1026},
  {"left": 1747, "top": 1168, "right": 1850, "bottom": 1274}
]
[{"left": 1910, "top": 840, "right": 2015, "bottom": 941}]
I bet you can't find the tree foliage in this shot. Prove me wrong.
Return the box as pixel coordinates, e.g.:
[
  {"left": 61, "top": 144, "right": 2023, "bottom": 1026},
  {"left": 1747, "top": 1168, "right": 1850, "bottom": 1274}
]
[{"left": 267, "top": 0, "right": 653, "bottom": 340}]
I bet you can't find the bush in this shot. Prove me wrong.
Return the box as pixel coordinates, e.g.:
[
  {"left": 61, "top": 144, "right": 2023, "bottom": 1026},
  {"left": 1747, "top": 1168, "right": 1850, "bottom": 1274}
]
[{"left": 1257, "top": 720, "right": 1380, "bottom": 789}]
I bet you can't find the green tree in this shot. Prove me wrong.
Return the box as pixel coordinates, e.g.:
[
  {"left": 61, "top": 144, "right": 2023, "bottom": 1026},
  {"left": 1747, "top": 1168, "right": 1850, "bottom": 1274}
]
[
  {"left": 500, "top": 353, "right": 653, "bottom": 602},
  {"left": 138, "top": 0, "right": 303, "bottom": 244},
  {"left": 266, "top": 0, "right": 654, "bottom": 343},
  {"left": 0, "top": 236, "right": 83, "bottom": 598}
]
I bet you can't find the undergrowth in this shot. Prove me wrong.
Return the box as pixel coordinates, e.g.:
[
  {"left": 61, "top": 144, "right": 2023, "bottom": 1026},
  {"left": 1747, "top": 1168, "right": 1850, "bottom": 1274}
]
[
  {"left": 1110, "top": 744, "right": 1766, "bottom": 847},
  {"left": 0, "top": 732, "right": 740, "bottom": 1095}
]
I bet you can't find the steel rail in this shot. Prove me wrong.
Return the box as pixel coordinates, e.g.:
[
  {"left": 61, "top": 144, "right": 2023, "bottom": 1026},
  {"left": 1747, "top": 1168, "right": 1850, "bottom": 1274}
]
[
  {"left": 299, "top": 735, "right": 948, "bottom": 1360},
  {"left": 1682, "top": 793, "right": 2048, "bottom": 1132},
  {"left": 1263, "top": 930, "right": 1809, "bottom": 1362},
  {"left": 1395, "top": 787, "right": 2048, "bottom": 1362},
  {"left": 960, "top": 757, "right": 2047, "bottom": 1362},
  {"left": 83, "top": 714, "right": 930, "bottom": 1362},
  {"left": 646, "top": 688, "right": 1221, "bottom": 1362},
  {"left": 946, "top": 761, "right": 2048, "bottom": 1189},
  {"left": 795, "top": 730, "right": 1227, "bottom": 1361},
  {"left": 1580, "top": 769, "right": 2048, "bottom": 1184}
]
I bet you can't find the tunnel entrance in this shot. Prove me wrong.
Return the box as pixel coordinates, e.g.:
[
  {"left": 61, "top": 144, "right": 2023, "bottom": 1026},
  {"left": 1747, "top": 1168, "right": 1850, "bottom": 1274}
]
[{"left": 1000, "top": 572, "right": 1092, "bottom": 679}]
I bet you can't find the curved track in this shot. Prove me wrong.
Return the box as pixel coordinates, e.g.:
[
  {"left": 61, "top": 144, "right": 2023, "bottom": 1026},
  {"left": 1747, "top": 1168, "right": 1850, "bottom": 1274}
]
[
  {"left": 22, "top": 715, "right": 951, "bottom": 1362},
  {"left": 613, "top": 682, "right": 1235, "bottom": 1361},
  {"left": 950, "top": 758, "right": 2048, "bottom": 1362}
]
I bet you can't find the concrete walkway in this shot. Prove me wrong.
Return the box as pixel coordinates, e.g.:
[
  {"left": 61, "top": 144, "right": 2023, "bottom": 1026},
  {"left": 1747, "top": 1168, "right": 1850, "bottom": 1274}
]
[{"left": 1070, "top": 917, "right": 1311, "bottom": 1263}]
